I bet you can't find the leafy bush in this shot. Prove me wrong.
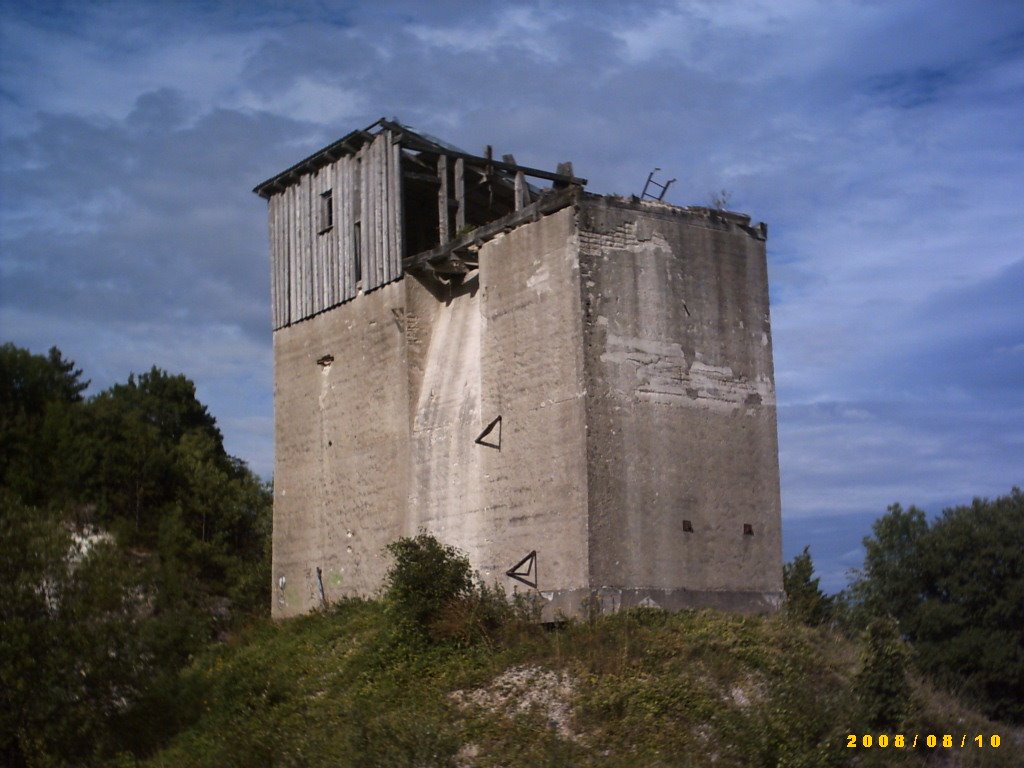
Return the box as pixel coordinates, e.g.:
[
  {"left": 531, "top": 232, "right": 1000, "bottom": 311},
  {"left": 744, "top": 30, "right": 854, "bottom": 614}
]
[
  {"left": 849, "top": 489, "right": 1024, "bottom": 722},
  {"left": 384, "top": 533, "right": 474, "bottom": 638},
  {"left": 783, "top": 545, "right": 833, "bottom": 626},
  {"left": 383, "top": 533, "right": 537, "bottom": 646},
  {"left": 855, "top": 616, "right": 910, "bottom": 728}
]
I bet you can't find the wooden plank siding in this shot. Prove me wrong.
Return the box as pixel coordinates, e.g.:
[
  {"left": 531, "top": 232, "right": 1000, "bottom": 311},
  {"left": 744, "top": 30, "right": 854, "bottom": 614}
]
[
  {"left": 389, "top": 138, "right": 404, "bottom": 280},
  {"left": 338, "top": 154, "right": 357, "bottom": 305},
  {"left": 288, "top": 184, "right": 299, "bottom": 327},
  {"left": 266, "top": 130, "right": 403, "bottom": 330},
  {"left": 268, "top": 194, "right": 279, "bottom": 328}
]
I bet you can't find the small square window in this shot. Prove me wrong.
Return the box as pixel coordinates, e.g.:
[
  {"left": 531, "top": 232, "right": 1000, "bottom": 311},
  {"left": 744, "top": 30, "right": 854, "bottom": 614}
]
[
  {"left": 682, "top": 520, "right": 694, "bottom": 533},
  {"left": 319, "top": 190, "right": 333, "bottom": 233},
  {"left": 743, "top": 523, "right": 754, "bottom": 536}
]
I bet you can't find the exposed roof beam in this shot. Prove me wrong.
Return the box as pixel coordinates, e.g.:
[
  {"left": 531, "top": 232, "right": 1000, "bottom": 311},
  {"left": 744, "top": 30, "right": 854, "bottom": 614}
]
[
  {"left": 253, "top": 116, "right": 587, "bottom": 198},
  {"left": 398, "top": 132, "right": 587, "bottom": 186},
  {"left": 404, "top": 187, "right": 580, "bottom": 273}
]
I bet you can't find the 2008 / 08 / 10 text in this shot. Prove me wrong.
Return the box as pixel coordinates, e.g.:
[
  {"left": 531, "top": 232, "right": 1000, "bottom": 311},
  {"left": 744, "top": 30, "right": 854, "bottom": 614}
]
[{"left": 847, "top": 734, "right": 1001, "bottom": 749}]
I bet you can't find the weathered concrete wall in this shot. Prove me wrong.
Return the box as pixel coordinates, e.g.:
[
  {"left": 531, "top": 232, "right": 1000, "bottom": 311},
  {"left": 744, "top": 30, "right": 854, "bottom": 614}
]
[
  {"left": 272, "top": 280, "right": 410, "bottom": 617},
  {"left": 474, "top": 207, "right": 590, "bottom": 599},
  {"left": 403, "top": 207, "right": 590, "bottom": 602},
  {"left": 406, "top": 276, "right": 485, "bottom": 545},
  {"left": 270, "top": 197, "right": 782, "bottom": 619},
  {"left": 273, "top": 208, "right": 591, "bottom": 616},
  {"left": 577, "top": 197, "right": 783, "bottom": 612}
]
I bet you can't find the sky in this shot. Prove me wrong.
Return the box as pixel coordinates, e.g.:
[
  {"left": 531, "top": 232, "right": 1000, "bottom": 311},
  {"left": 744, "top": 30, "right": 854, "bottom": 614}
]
[{"left": 2, "top": 0, "right": 1022, "bottom": 592}]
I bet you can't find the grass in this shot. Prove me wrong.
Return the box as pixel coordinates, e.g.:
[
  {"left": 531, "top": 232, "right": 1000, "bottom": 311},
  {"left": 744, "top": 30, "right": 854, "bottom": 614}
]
[{"left": 140, "top": 601, "right": 1020, "bottom": 767}]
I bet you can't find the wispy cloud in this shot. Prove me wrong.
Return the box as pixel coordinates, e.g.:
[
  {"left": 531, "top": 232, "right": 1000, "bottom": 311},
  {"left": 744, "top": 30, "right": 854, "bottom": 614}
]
[{"left": 1, "top": 2, "right": 1021, "bottom": 587}]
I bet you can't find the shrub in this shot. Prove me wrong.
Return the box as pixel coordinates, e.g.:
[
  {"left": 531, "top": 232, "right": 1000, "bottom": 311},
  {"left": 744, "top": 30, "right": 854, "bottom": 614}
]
[
  {"left": 382, "top": 534, "right": 540, "bottom": 645},
  {"left": 855, "top": 617, "right": 910, "bottom": 728},
  {"left": 383, "top": 533, "right": 474, "bottom": 638},
  {"left": 783, "top": 546, "right": 833, "bottom": 626}
]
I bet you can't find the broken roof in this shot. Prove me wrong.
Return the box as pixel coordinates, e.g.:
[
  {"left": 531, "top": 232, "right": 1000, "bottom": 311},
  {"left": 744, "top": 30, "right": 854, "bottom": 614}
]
[{"left": 253, "top": 117, "right": 587, "bottom": 199}]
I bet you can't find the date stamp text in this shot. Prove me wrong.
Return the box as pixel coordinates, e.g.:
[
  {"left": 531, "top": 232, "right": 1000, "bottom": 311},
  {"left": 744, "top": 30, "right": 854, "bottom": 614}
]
[{"left": 846, "top": 733, "right": 1002, "bottom": 749}]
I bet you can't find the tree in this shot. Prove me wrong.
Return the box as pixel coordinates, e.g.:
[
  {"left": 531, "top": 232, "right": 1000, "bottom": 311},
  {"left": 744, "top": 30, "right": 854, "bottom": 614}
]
[
  {"left": 853, "top": 503, "right": 928, "bottom": 623},
  {"left": 909, "top": 489, "right": 1024, "bottom": 722},
  {"left": 0, "top": 344, "right": 274, "bottom": 762},
  {"left": 850, "top": 490, "right": 1024, "bottom": 723},
  {"left": 854, "top": 617, "right": 910, "bottom": 728},
  {"left": 708, "top": 189, "right": 732, "bottom": 210},
  {"left": 783, "top": 546, "right": 833, "bottom": 625},
  {"left": 87, "top": 367, "right": 225, "bottom": 541},
  {"left": 0, "top": 344, "right": 91, "bottom": 507},
  {"left": 0, "top": 494, "right": 152, "bottom": 766}
]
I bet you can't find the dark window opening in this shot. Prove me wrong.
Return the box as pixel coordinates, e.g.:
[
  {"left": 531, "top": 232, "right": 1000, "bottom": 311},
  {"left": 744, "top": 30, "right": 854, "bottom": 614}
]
[
  {"left": 743, "top": 523, "right": 754, "bottom": 536},
  {"left": 399, "top": 150, "right": 525, "bottom": 260},
  {"left": 682, "top": 520, "right": 694, "bottom": 533},
  {"left": 319, "top": 190, "right": 333, "bottom": 233},
  {"left": 401, "top": 164, "right": 440, "bottom": 257}
]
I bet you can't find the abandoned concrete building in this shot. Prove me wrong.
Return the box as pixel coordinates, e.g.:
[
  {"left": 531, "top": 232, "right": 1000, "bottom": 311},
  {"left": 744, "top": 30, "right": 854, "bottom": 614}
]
[{"left": 254, "top": 118, "right": 783, "bottom": 620}]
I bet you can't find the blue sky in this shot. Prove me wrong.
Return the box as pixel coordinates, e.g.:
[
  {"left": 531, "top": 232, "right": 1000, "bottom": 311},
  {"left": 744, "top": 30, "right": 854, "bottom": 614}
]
[{"left": 2, "top": 1, "right": 1021, "bottom": 592}]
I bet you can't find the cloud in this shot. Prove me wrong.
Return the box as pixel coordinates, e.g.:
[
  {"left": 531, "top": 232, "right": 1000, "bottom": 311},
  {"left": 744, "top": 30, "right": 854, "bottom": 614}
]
[
  {"left": 1, "top": 1, "right": 1022, "bottom": 584},
  {"left": 407, "top": 5, "right": 566, "bottom": 60}
]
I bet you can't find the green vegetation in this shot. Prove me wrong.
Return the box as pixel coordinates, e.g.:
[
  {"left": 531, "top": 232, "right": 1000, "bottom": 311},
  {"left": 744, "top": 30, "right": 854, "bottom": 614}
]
[
  {"left": 1, "top": 343, "right": 271, "bottom": 767},
  {"left": 384, "top": 533, "right": 475, "bottom": 638},
  {"left": 140, "top": 599, "right": 1017, "bottom": 767},
  {"left": 134, "top": 535, "right": 1017, "bottom": 766},
  {"left": 383, "top": 532, "right": 537, "bottom": 646},
  {"left": 2, "top": 340, "right": 1021, "bottom": 765},
  {"left": 847, "top": 492, "right": 1024, "bottom": 723},
  {"left": 782, "top": 545, "right": 834, "bottom": 626},
  {"left": 854, "top": 617, "right": 911, "bottom": 729}
]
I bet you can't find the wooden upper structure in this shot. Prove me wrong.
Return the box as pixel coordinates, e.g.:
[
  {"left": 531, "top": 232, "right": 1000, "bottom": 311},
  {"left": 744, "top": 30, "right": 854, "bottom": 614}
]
[{"left": 254, "top": 118, "right": 587, "bottom": 330}]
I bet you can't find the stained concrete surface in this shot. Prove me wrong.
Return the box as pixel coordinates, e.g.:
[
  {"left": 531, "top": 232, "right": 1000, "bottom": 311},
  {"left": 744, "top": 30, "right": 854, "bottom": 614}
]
[{"left": 271, "top": 196, "right": 782, "bottom": 618}]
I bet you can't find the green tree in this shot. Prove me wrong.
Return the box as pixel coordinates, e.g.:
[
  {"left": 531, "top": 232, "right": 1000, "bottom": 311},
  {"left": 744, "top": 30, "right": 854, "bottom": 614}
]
[
  {"left": 87, "top": 367, "right": 224, "bottom": 541},
  {"left": 0, "top": 493, "right": 152, "bottom": 766},
  {"left": 1, "top": 344, "right": 274, "bottom": 760},
  {"left": 783, "top": 546, "right": 833, "bottom": 625},
  {"left": 854, "top": 617, "right": 910, "bottom": 728},
  {"left": 851, "top": 489, "right": 1024, "bottom": 723},
  {"left": 0, "top": 344, "right": 91, "bottom": 507},
  {"left": 909, "top": 489, "right": 1024, "bottom": 722},
  {"left": 83, "top": 364, "right": 272, "bottom": 618},
  {"left": 852, "top": 503, "right": 928, "bottom": 623}
]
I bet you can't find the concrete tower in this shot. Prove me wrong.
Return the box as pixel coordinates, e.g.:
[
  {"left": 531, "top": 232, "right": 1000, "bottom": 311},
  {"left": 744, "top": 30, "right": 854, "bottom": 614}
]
[{"left": 254, "top": 119, "right": 783, "bottom": 619}]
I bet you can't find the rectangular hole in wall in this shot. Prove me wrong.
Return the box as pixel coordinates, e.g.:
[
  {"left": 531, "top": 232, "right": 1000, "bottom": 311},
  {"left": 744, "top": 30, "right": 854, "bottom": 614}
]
[
  {"left": 682, "top": 520, "right": 693, "bottom": 533},
  {"left": 743, "top": 523, "right": 754, "bottom": 536},
  {"left": 319, "top": 189, "right": 333, "bottom": 233}
]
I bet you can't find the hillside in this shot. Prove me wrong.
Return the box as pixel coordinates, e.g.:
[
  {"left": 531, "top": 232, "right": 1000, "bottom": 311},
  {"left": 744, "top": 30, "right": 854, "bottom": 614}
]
[
  {"left": 142, "top": 601, "right": 1019, "bottom": 768},
  {"left": 4, "top": 343, "right": 1019, "bottom": 767}
]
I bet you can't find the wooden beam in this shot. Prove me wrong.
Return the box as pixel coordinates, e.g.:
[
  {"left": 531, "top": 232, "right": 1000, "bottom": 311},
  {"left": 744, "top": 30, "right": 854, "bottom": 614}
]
[
  {"left": 403, "top": 170, "right": 439, "bottom": 185},
  {"left": 432, "top": 258, "right": 472, "bottom": 276},
  {"left": 553, "top": 161, "right": 575, "bottom": 190},
  {"left": 454, "top": 157, "right": 466, "bottom": 232},
  {"left": 395, "top": 133, "right": 587, "bottom": 186},
  {"left": 514, "top": 171, "right": 528, "bottom": 211},
  {"left": 404, "top": 186, "right": 580, "bottom": 272},
  {"left": 437, "top": 154, "right": 449, "bottom": 244}
]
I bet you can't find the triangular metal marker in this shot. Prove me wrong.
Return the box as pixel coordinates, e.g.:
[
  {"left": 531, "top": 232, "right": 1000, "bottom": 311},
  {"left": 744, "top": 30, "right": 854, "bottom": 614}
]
[
  {"left": 474, "top": 415, "right": 502, "bottom": 449},
  {"left": 506, "top": 550, "right": 537, "bottom": 589}
]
